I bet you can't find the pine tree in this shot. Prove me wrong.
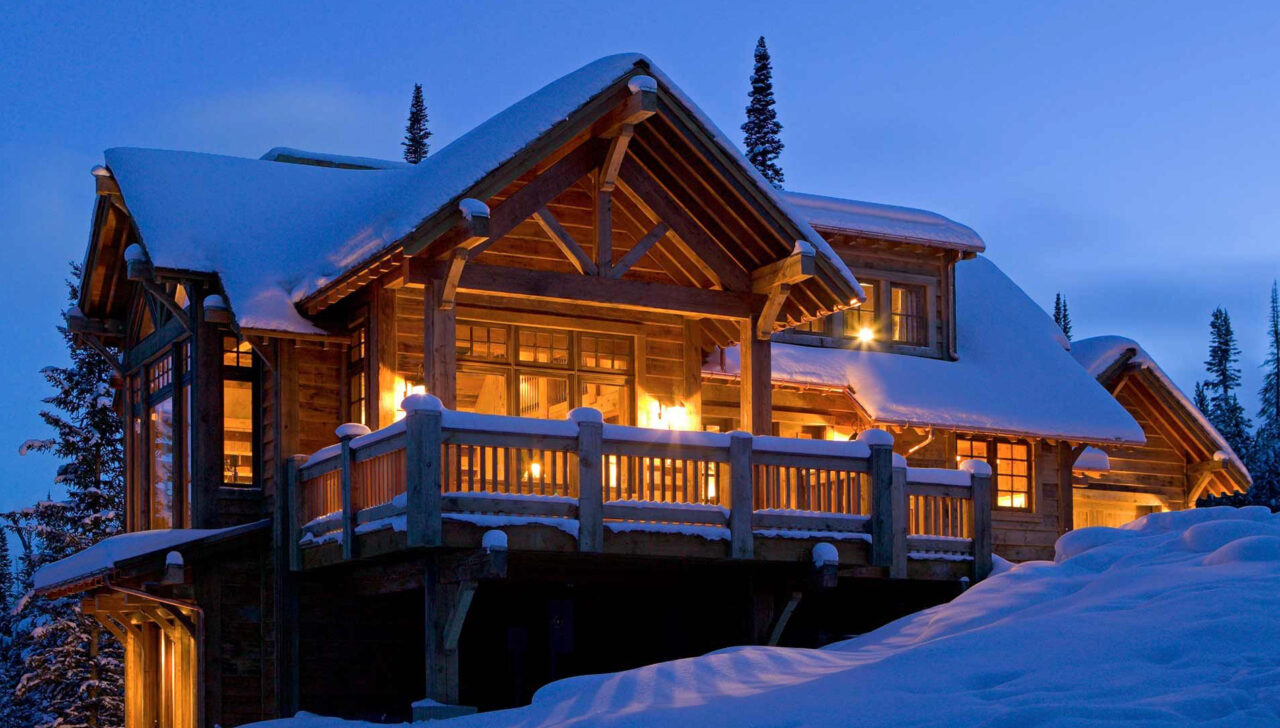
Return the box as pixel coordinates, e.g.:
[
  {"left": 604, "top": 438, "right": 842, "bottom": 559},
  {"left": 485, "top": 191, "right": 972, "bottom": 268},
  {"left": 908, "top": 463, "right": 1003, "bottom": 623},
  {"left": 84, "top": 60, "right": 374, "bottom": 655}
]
[
  {"left": 1194, "top": 381, "right": 1211, "bottom": 416},
  {"left": 1053, "top": 293, "right": 1073, "bottom": 340},
  {"left": 402, "top": 83, "right": 431, "bottom": 164},
  {"left": 741, "top": 36, "right": 784, "bottom": 188},
  {"left": 11, "top": 265, "right": 125, "bottom": 728},
  {"left": 0, "top": 533, "right": 16, "bottom": 728},
  {"left": 1252, "top": 282, "right": 1280, "bottom": 506},
  {"left": 1203, "top": 306, "right": 1253, "bottom": 464}
]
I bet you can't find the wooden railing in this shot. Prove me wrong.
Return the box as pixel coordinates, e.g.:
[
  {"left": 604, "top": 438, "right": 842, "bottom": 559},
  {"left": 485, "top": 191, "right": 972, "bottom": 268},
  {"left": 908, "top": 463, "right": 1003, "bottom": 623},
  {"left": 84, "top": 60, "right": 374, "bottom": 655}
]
[{"left": 289, "top": 396, "right": 993, "bottom": 580}]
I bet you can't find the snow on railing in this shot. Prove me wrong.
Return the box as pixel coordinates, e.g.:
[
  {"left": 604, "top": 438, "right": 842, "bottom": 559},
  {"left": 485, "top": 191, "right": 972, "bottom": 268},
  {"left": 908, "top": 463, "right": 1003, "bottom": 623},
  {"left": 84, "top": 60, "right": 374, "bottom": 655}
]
[{"left": 289, "top": 395, "right": 992, "bottom": 580}]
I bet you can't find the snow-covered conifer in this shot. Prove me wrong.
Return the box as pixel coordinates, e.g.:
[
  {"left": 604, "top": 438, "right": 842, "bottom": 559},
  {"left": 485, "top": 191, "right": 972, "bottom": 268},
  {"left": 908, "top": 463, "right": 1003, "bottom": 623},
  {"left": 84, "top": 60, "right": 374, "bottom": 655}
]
[
  {"left": 402, "top": 83, "right": 431, "bottom": 164},
  {"left": 741, "top": 37, "right": 784, "bottom": 188}
]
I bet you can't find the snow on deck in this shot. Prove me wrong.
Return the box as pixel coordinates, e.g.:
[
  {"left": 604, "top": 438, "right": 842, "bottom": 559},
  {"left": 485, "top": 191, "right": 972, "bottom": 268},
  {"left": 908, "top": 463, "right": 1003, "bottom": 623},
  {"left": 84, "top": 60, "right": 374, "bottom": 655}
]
[
  {"left": 245, "top": 506, "right": 1280, "bottom": 728},
  {"left": 105, "top": 54, "right": 860, "bottom": 333},
  {"left": 33, "top": 523, "right": 261, "bottom": 592},
  {"left": 782, "top": 190, "right": 985, "bottom": 252},
  {"left": 1072, "top": 335, "right": 1251, "bottom": 482},
  {"left": 708, "top": 257, "right": 1145, "bottom": 444}
]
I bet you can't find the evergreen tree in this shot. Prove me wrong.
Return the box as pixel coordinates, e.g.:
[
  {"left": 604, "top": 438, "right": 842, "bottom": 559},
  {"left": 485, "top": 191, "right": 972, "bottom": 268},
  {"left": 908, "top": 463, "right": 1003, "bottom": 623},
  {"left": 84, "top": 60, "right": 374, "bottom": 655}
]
[
  {"left": 1053, "top": 293, "right": 1073, "bottom": 340},
  {"left": 1194, "top": 381, "right": 1211, "bottom": 416},
  {"left": 1203, "top": 306, "right": 1253, "bottom": 463},
  {"left": 11, "top": 265, "right": 125, "bottom": 728},
  {"left": 741, "top": 36, "right": 784, "bottom": 188},
  {"left": 1252, "top": 282, "right": 1280, "bottom": 505},
  {"left": 402, "top": 83, "right": 431, "bottom": 164},
  {"left": 0, "top": 533, "right": 16, "bottom": 728}
]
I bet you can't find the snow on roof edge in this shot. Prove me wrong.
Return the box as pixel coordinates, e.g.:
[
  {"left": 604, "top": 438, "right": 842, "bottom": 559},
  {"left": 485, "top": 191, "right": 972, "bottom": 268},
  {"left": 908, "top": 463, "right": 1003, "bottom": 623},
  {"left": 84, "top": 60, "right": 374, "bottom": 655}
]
[
  {"left": 782, "top": 190, "right": 986, "bottom": 253},
  {"left": 261, "top": 147, "right": 409, "bottom": 170}
]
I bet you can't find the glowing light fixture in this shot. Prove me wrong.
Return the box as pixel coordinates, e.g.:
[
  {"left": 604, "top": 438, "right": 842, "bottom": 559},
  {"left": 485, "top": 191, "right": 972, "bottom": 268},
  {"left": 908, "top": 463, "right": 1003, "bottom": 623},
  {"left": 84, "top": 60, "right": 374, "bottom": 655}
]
[
  {"left": 856, "top": 327, "right": 876, "bottom": 344},
  {"left": 528, "top": 461, "right": 543, "bottom": 480}
]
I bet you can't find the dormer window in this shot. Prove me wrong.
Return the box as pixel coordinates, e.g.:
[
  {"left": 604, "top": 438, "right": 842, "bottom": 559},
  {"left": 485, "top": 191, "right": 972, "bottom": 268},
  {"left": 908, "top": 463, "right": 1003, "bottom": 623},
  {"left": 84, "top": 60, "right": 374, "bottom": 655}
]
[
  {"left": 843, "top": 280, "right": 878, "bottom": 342},
  {"left": 890, "top": 283, "right": 927, "bottom": 346}
]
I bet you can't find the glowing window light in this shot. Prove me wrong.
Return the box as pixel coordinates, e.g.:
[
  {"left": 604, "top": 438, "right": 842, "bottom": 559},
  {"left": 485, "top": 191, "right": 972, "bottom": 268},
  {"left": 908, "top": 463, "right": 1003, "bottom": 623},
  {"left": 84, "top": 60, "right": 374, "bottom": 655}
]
[{"left": 856, "top": 327, "right": 876, "bottom": 344}]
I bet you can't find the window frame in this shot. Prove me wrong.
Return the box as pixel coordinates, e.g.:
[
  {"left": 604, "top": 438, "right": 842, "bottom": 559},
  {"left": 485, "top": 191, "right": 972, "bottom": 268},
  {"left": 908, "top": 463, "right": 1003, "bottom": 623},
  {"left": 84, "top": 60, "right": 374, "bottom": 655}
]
[
  {"left": 138, "top": 338, "right": 195, "bottom": 530},
  {"left": 956, "top": 434, "right": 1035, "bottom": 512},
  {"left": 455, "top": 320, "right": 636, "bottom": 424},
  {"left": 221, "top": 336, "right": 260, "bottom": 488}
]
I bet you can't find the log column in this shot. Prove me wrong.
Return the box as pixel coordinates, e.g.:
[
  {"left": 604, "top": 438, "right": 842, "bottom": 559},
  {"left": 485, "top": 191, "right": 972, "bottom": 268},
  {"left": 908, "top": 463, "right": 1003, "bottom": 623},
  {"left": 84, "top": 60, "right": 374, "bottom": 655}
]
[
  {"left": 422, "top": 280, "right": 457, "bottom": 409},
  {"left": 738, "top": 314, "right": 772, "bottom": 435}
]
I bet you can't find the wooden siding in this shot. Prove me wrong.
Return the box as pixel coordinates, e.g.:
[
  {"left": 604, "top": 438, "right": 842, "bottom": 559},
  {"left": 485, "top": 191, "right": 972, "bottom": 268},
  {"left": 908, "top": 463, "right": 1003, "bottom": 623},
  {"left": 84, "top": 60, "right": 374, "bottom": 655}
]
[{"left": 296, "top": 341, "right": 345, "bottom": 456}]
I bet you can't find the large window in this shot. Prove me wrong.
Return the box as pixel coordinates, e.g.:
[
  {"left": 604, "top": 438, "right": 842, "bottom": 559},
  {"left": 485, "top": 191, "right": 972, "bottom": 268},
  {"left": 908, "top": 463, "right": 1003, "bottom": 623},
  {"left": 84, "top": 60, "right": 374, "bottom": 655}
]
[
  {"left": 457, "top": 322, "right": 633, "bottom": 425},
  {"left": 347, "top": 323, "right": 367, "bottom": 425},
  {"left": 222, "top": 337, "right": 257, "bottom": 486},
  {"left": 957, "top": 436, "right": 1032, "bottom": 510},
  {"left": 143, "top": 343, "right": 193, "bottom": 530}
]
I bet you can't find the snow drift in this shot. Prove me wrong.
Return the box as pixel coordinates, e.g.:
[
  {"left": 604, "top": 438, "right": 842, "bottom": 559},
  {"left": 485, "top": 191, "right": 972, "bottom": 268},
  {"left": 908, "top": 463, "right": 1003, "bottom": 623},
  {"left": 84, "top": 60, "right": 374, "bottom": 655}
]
[{"left": 252, "top": 506, "right": 1280, "bottom": 727}]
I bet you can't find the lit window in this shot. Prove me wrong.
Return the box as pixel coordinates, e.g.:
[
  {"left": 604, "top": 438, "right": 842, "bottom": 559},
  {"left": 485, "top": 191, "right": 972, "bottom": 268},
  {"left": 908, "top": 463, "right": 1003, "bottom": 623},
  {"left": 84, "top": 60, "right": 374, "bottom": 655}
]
[
  {"left": 579, "top": 333, "right": 632, "bottom": 371},
  {"left": 223, "top": 380, "right": 254, "bottom": 484},
  {"left": 957, "top": 437, "right": 1031, "bottom": 510},
  {"left": 844, "top": 281, "right": 878, "bottom": 340},
  {"left": 518, "top": 329, "right": 570, "bottom": 367},
  {"left": 996, "top": 442, "right": 1031, "bottom": 509},
  {"left": 518, "top": 373, "right": 570, "bottom": 419},
  {"left": 890, "top": 284, "right": 927, "bottom": 346},
  {"left": 794, "top": 316, "right": 830, "bottom": 335},
  {"left": 222, "top": 337, "right": 253, "bottom": 367},
  {"left": 149, "top": 396, "right": 174, "bottom": 529},
  {"left": 348, "top": 325, "right": 366, "bottom": 425},
  {"left": 457, "top": 324, "right": 509, "bottom": 361}
]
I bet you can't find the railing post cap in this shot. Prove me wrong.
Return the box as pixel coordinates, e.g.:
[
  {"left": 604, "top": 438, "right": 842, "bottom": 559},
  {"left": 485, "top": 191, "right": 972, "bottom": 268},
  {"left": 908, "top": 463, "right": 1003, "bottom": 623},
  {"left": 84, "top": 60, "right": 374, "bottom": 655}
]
[
  {"left": 568, "top": 407, "right": 603, "bottom": 424},
  {"left": 960, "top": 459, "right": 993, "bottom": 477},
  {"left": 892, "top": 453, "right": 908, "bottom": 470},
  {"left": 811, "top": 542, "right": 839, "bottom": 567},
  {"left": 482, "top": 529, "right": 508, "bottom": 552},
  {"left": 856, "top": 428, "right": 894, "bottom": 447},
  {"left": 335, "top": 422, "right": 372, "bottom": 440},
  {"left": 402, "top": 393, "right": 443, "bottom": 413},
  {"left": 728, "top": 430, "right": 752, "bottom": 441}
]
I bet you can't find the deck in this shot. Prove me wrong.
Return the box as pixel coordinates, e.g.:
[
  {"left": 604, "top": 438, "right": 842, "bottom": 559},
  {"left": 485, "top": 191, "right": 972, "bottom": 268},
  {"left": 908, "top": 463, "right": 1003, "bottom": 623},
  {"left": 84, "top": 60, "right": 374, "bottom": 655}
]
[{"left": 287, "top": 395, "right": 993, "bottom": 581}]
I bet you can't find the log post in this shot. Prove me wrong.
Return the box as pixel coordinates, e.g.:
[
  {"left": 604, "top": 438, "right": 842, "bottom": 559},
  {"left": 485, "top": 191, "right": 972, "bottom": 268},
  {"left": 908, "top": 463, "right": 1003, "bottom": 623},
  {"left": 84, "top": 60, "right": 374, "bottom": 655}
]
[
  {"left": 964, "top": 459, "right": 993, "bottom": 581},
  {"left": 336, "top": 422, "right": 370, "bottom": 560},
  {"left": 1056, "top": 442, "right": 1075, "bottom": 535},
  {"left": 738, "top": 316, "right": 772, "bottom": 435},
  {"left": 729, "top": 431, "right": 754, "bottom": 559},
  {"left": 405, "top": 394, "right": 444, "bottom": 548},
  {"left": 423, "top": 281, "right": 457, "bottom": 409},
  {"left": 862, "top": 429, "right": 901, "bottom": 575},
  {"left": 286, "top": 455, "right": 307, "bottom": 572},
  {"left": 572, "top": 408, "right": 604, "bottom": 553},
  {"left": 890, "top": 458, "right": 907, "bottom": 579}
]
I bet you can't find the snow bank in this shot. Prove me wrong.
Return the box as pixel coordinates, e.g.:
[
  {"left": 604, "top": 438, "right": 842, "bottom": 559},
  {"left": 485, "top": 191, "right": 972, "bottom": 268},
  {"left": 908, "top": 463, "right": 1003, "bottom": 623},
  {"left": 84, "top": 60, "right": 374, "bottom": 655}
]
[{"left": 247, "top": 506, "right": 1280, "bottom": 727}]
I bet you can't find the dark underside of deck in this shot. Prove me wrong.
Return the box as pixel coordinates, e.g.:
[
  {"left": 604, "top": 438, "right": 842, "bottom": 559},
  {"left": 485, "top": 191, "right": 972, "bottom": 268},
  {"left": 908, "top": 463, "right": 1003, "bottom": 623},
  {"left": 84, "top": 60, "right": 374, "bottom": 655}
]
[{"left": 292, "top": 520, "right": 968, "bottom": 717}]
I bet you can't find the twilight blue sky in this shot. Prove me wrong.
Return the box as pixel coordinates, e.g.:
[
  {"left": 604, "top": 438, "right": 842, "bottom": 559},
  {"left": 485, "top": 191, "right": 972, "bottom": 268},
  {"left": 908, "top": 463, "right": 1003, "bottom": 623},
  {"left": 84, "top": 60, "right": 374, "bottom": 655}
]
[{"left": 1, "top": 2, "right": 1277, "bottom": 511}]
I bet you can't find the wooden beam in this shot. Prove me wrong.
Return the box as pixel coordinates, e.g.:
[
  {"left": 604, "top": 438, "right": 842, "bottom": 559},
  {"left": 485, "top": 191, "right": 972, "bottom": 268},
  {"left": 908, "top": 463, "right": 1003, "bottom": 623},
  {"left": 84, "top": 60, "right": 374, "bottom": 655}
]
[
  {"left": 141, "top": 280, "right": 192, "bottom": 332},
  {"left": 596, "top": 188, "right": 612, "bottom": 272},
  {"left": 423, "top": 280, "right": 457, "bottom": 409},
  {"left": 599, "top": 125, "right": 633, "bottom": 192},
  {"left": 607, "top": 222, "right": 669, "bottom": 279},
  {"left": 592, "top": 81, "right": 657, "bottom": 139},
  {"left": 756, "top": 283, "right": 791, "bottom": 340},
  {"left": 532, "top": 207, "right": 597, "bottom": 275},
  {"left": 410, "top": 260, "right": 758, "bottom": 320},
  {"left": 739, "top": 314, "right": 772, "bottom": 434},
  {"left": 439, "top": 249, "right": 468, "bottom": 310},
  {"left": 751, "top": 243, "right": 816, "bottom": 294},
  {"left": 617, "top": 160, "right": 750, "bottom": 292}
]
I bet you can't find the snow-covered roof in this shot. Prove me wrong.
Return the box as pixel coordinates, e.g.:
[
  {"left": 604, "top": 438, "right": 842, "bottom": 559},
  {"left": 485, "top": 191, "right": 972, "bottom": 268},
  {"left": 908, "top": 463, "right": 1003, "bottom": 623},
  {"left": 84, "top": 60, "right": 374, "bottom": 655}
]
[
  {"left": 260, "top": 147, "right": 410, "bottom": 170},
  {"left": 33, "top": 522, "right": 265, "bottom": 593},
  {"left": 707, "top": 256, "right": 1145, "bottom": 444},
  {"left": 1071, "top": 335, "right": 1251, "bottom": 483},
  {"left": 782, "top": 191, "right": 985, "bottom": 253},
  {"left": 104, "top": 54, "right": 861, "bottom": 334}
]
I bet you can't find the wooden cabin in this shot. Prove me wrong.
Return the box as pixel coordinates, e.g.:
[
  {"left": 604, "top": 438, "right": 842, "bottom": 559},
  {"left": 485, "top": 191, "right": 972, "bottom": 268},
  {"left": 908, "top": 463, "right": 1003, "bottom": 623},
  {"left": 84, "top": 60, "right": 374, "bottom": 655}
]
[
  {"left": 33, "top": 53, "right": 1244, "bottom": 728},
  {"left": 1069, "top": 336, "right": 1250, "bottom": 527}
]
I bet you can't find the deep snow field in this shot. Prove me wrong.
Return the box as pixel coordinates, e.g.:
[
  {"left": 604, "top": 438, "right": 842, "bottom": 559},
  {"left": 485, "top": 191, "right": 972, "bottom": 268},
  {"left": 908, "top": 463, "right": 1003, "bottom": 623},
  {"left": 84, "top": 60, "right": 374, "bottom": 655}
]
[{"left": 255, "top": 506, "right": 1280, "bottom": 727}]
